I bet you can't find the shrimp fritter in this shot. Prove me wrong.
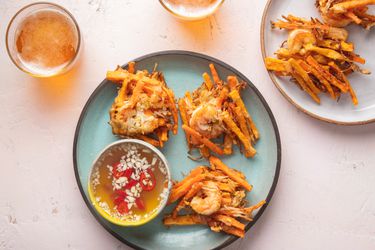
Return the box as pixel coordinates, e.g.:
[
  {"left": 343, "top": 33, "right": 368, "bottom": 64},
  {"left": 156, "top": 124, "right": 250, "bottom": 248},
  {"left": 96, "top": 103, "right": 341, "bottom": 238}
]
[
  {"left": 178, "top": 64, "right": 259, "bottom": 159},
  {"left": 163, "top": 157, "right": 266, "bottom": 238},
  {"left": 265, "top": 15, "right": 370, "bottom": 105},
  {"left": 106, "top": 62, "right": 178, "bottom": 147}
]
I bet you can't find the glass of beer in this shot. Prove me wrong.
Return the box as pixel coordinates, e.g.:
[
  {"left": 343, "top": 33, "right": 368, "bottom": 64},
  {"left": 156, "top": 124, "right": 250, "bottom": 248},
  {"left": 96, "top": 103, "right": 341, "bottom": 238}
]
[
  {"left": 6, "top": 2, "right": 81, "bottom": 77},
  {"left": 159, "top": 0, "right": 225, "bottom": 20}
]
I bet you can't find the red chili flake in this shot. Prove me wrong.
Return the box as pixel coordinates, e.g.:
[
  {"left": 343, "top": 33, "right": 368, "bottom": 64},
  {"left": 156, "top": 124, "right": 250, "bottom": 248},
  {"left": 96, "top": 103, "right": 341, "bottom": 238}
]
[
  {"left": 123, "top": 168, "right": 133, "bottom": 178},
  {"left": 125, "top": 179, "right": 138, "bottom": 189},
  {"left": 117, "top": 201, "right": 129, "bottom": 214},
  {"left": 113, "top": 163, "right": 133, "bottom": 179},
  {"left": 115, "top": 189, "right": 127, "bottom": 198},
  {"left": 135, "top": 198, "right": 145, "bottom": 210},
  {"left": 140, "top": 170, "right": 156, "bottom": 191},
  {"left": 114, "top": 196, "right": 124, "bottom": 206}
]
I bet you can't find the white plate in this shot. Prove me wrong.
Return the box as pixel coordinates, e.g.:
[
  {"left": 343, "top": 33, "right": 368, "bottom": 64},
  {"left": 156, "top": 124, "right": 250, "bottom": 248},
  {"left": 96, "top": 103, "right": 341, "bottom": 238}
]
[{"left": 261, "top": 0, "right": 375, "bottom": 125}]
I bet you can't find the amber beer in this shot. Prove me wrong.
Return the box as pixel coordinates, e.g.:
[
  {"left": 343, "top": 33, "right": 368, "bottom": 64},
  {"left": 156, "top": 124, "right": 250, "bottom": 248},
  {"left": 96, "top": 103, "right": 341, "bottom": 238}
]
[{"left": 6, "top": 3, "right": 80, "bottom": 77}]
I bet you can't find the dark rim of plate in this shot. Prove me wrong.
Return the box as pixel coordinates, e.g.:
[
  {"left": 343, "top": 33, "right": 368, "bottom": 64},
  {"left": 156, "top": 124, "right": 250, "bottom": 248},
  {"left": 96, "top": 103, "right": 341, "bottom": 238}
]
[{"left": 73, "top": 50, "right": 282, "bottom": 250}]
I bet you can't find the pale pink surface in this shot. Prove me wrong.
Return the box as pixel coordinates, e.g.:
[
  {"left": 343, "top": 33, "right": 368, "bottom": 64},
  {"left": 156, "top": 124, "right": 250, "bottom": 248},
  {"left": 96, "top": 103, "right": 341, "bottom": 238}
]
[{"left": 0, "top": 1, "right": 375, "bottom": 250}]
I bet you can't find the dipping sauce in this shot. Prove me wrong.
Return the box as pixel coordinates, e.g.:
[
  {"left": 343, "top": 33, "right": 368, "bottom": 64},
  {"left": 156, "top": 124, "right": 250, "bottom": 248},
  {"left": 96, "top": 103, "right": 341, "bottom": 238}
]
[
  {"left": 89, "top": 142, "right": 170, "bottom": 224},
  {"left": 160, "top": 0, "right": 223, "bottom": 20}
]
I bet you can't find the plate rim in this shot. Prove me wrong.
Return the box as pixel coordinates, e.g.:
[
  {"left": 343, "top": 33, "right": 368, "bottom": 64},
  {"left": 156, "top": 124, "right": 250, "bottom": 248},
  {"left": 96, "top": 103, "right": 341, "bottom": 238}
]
[
  {"left": 260, "top": 0, "right": 375, "bottom": 126},
  {"left": 73, "top": 50, "right": 282, "bottom": 250}
]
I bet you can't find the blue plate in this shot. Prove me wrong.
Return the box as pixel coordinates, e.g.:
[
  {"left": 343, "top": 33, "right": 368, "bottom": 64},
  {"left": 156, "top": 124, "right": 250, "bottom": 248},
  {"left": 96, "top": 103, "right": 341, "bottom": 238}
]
[{"left": 73, "top": 51, "right": 281, "bottom": 250}]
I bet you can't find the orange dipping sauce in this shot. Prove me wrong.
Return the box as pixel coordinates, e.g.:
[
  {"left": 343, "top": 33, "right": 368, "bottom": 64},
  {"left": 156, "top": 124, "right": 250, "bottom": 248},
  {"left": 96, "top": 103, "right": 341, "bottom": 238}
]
[{"left": 89, "top": 142, "right": 170, "bottom": 224}]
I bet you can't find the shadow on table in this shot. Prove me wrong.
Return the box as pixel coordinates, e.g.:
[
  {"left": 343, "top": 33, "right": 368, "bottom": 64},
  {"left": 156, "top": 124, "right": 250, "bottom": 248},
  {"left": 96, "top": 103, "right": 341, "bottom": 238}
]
[
  {"left": 177, "top": 18, "right": 211, "bottom": 37},
  {"left": 307, "top": 114, "right": 375, "bottom": 136},
  {"left": 30, "top": 51, "right": 84, "bottom": 111},
  {"left": 170, "top": 14, "right": 224, "bottom": 51}
]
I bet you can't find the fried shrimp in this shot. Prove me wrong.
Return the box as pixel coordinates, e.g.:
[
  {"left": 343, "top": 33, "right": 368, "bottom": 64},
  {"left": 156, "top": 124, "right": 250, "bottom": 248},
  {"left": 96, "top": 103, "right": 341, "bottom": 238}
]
[
  {"left": 189, "top": 102, "right": 224, "bottom": 139},
  {"left": 287, "top": 29, "right": 317, "bottom": 54},
  {"left": 190, "top": 181, "right": 222, "bottom": 216}
]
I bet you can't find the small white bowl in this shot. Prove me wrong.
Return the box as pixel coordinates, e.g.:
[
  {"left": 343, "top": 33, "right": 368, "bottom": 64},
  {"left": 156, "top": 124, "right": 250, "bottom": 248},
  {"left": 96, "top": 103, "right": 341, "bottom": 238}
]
[{"left": 88, "top": 139, "right": 172, "bottom": 226}]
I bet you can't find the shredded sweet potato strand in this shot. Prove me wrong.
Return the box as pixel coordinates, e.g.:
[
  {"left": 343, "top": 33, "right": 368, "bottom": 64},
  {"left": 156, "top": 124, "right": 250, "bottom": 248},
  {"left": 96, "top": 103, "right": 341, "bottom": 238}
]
[
  {"left": 299, "top": 60, "right": 336, "bottom": 99},
  {"left": 213, "top": 214, "right": 245, "bottom": 230},
  {"left": 265, "top": 58, "right": 289, "bottom": 72},
  {"left": 200, "top": 146, "right": 211, "bottom": 159},
  {"left": 223, "top": 134, "right": 233, "bottom": 155},
  {"left": 306, "top": 56, "right": 348, "bottom": 93},
  {"left": 168, "top": 174, "right": 207, "bottom": 204},
  {"left": 233, "top": 106, "right": 252, "bottom": 141},
  {"left": 178, "top": 99, "right": 192, "bottom": 146},
  {"left": 227, "top": 76, "right": 239, "bottom": 90},
  {"left": 203, "top": 72, "right": 213, "bottom": 90},
  {"left": 329, "top": 62, "right": 358, "bottom": 105},
  {"left": 291, "top": 72, "right": 321, "bottom": 104},
  {"left": 345, "top": 11, "right": 363, "bottom": 24},
  {"left": 245, "top": 200, "right": 267, "bottom": 213},
  {"left": 216, "top": 88, "right": 229, "bottom": 108},
  {"left": 182, "top": 125, "right": 224, "bottom": 155},
  {"left": 172, "top": 166, "right": 207, "bottom": 190},
  {"left": 290, "top": 58, "right": 321, "bottom": 94},
  {"left": 106, "top": 70, "right": 128, "bottom": 82},
  {"left": 209, "top": 63, "right": 221, "bottom": 85},
  {"left": 228, "top": 90, "right": 259, "bottom": 140},
  {"left": 221, "top": 112, "right": 256, "bottom": 158},
  {"left": 128, "top": 61, "right": 135, "bottom": 73},
  {"left": 137, "top": 135, "right": 160, "bottom": 147},
  {"left": 304, "top": 44, "right": 349, "bottom": 62},
  {"left": 220, "top": 225, "right": 245, "bottom": 238},
  {"left": 162, "top": 87, "right": 178, "bottom": 134},
  {"left": 209, "top": 156, "right": 252, "bottom": 191}
]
